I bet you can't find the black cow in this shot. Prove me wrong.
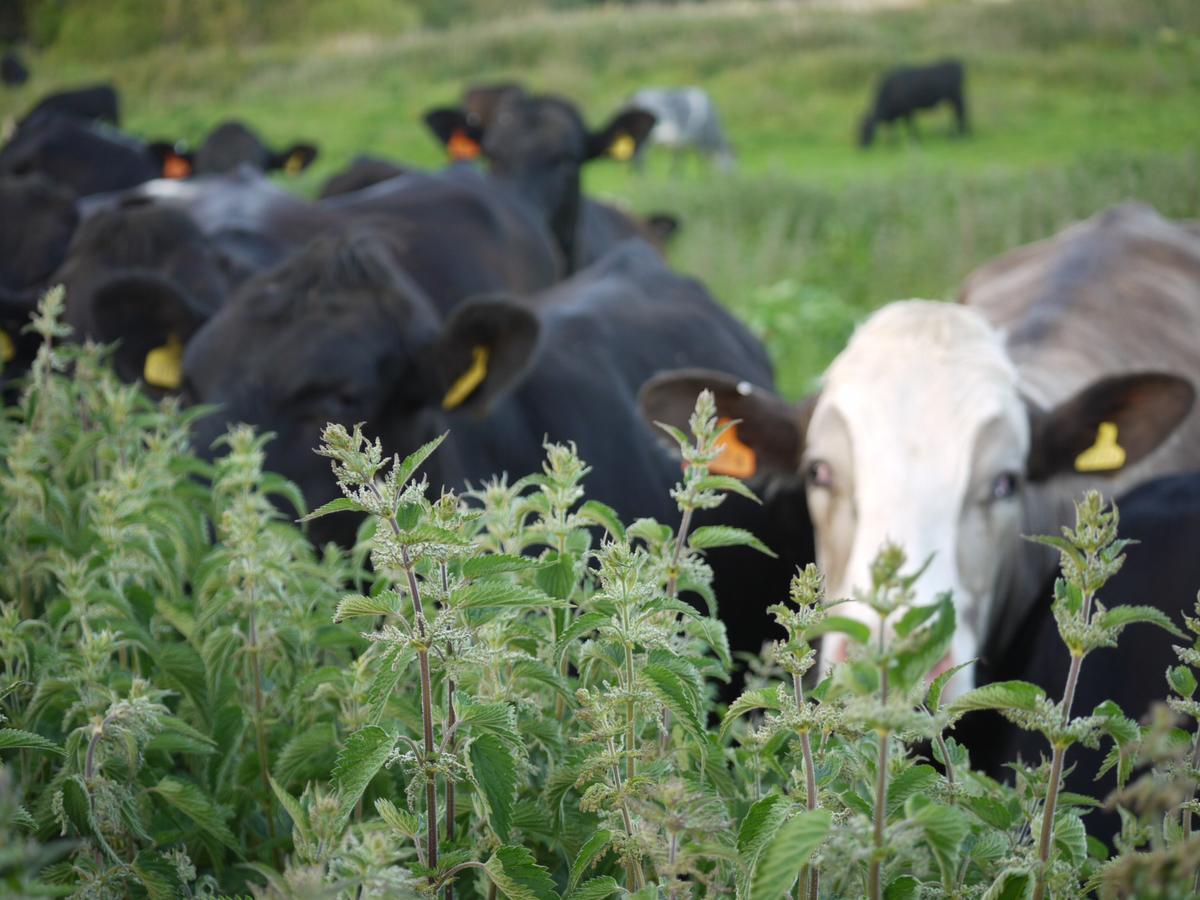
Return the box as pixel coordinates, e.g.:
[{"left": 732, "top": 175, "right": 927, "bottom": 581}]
[
  {"left": 1, "top": 49, "right": 27, "bottom": 87},
  {"left": 0, "top": 174, "right": 78, "bottom": 306},
  {"left": 188, "top": 120, "right": 318, "bottom": 176},
  {"left": 21, "top": 83, "right": 120, "bottom": 127},
  {"left": 317, "top": 155, "right": 416, "bottom": 199},
  {"left": 957, "top": 470, "right": 1200, "bottom": 848},
  {"left": 182, "top": 236, "right": 774, "bottom": 549},
  {"left": 0, "top": 114, "right": 178, "bottom": 196},
  {"left": 424, "top": 91, "right": 656, "bottom": 271},
  {"left": 859, "top": 59, "right": 968, "bottom": 148}
]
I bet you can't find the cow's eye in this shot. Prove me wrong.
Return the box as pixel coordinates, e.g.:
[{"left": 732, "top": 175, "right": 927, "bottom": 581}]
[
  {"left": 805, "top": 459, "right": 834, "bottom": 490},
  {"left": 989, "top": 471, "right": 1021, "bottom": 501}
]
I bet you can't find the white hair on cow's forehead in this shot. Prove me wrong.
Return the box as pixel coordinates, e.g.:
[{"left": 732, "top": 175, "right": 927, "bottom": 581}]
[{"left": 825, "top": 299, "right": 1017, "bottom": 390}]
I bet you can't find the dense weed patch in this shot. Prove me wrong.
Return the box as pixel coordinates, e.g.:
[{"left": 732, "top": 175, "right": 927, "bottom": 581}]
[{"left": 2, "top": 290, "right": 1200, "bottom": 897}]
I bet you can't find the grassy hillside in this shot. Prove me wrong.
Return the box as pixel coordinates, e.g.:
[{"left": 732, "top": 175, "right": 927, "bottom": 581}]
[{"left": 4, "top": 0, "right": 1199, "bottom": 396}]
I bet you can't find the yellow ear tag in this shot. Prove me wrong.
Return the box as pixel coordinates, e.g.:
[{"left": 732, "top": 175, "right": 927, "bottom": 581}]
[
  {"left": 709, "top": 417, "right": 757, "bottom": 478},
  {"left": 0, "top": 329, "right": 14, "bottom": 364},
  {"left": 1074, "top": 421, "right": 1126, "bottom": 473},
  {"left": 442, "top": 345, "right": 489, "bottom": 410},
  {"left": 609, "top": 132, "right": 636, "bottom": 161},
  {"left": 144, "top": 333, "right": 184, "bottom": 390},
  {"left": 284, "top": 150, "right": 306, "bottom": 175}
]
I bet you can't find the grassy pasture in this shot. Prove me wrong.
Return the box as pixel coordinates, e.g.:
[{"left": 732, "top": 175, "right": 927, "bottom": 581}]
[{"left": 4, "top": 0, "right": 1199, "bottom": 397}]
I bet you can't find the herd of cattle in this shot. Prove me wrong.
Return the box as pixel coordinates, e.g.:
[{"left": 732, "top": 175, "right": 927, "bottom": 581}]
[{"left": 4, "top": 71, "right": 1200, "bottom": 841}]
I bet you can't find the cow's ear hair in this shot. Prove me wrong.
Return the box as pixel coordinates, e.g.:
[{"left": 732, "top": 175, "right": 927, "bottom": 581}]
[
  {"left": 91, "top": 274, "right": 209, "bottom": 390},
  {"left": 637, "top": 367, "right": 813, "bottom": 476},
  {"left": 1027, "top": 372, "right": 1195, "bottom": 482},
  {"left": 432, "top": 296, "right": 540, "bottom": 416},
  {"left": 586, "top": 108, "right": 656, "bottom": 162},
  {"left": 146, "top": 141, "right": 194, "bottom": 179},
  {"left": 270, "top": 142, "right": 318, "bottom": 175},
  {"left": 424, "top": 107, "right": 471, "bottom": 145}
]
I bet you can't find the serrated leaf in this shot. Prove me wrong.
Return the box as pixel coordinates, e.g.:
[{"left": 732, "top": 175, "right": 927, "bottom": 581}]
[
  {"left": 1054, "top": 813, "right": 1087, "bottom": 866},
  {"left": 721, "top": 687, "right": 784, "bottom": 738},
  {"left": 803, "top": 615, "right": 870, "bottom": 645},
  {"left": 458, "top": 701, "right": 519, "bottom": 744},
  {"left": 694, "top": 474, "right": 761, "bottom": 503},
  {"left": 737, "top": 794, "right": 787, "bottom": 861},
  {"left": 578, "top": 500, "right": 626, "bottom": 539},
  {"left": 331, "top": 726, "right": 394, "bottom": 824},
  {"left": 152, "top": 643, "right": 209, "bottom": 718},
  {"left": 274, "top": 720, "right": 339, "bottom": 787},
  {"left": 333, "top": 592, "right": 400, "bottom": 622},
  {"left": 150, "top": 776, "right": 238, "bottom": 851},
  {"left": 396, "top": 432, "right": 448, "bottom": 486},
  {"left": 269, "top": 776, "right": 310, "bottom": 845},
  {"left": 566, "top": 876, "right": 620, "bottom": 900},
  {"left": 887, "top": 765, "right": 938, "bottom": 816},
  {"left": 568, "top": 830, "right": 613, "bottom": 891},
  {"left": 926, "top": 661, "right": 974, "bottom": 711},
  {"left": 133, "top": 849, "right": 185, "bottom": 900},
  {"left": 366, "top": 646, "right": 412, "bottom": 727},
  {"left": 688, "top": 525, "right": 777, "bottom": 558},
  {"left": 299, "top": 496, "right": 363, "bottom": 522},
  {"left": 471, "top": 734, "right": 517, "bottom": 840},
  {"left": 484, "top": 844, "right": 558, "bottom": 900},
  {"left": 1097, "top": 605, "right": 1184, "bottom": 638},
  {"left": 947, "top": 680, "right": 1044, "bottom": 715},
  {"left": 982, "top": 868, "right": 1034, "bottom": 900},
  {"left": 748, "top": 809, "right": 832, "bottom": 900},
  {"left": 885, "top": 875, "right": 920, "bottom": 900},
  {"left": 690, "top": 616, "right": 733, "bottom": 671},
  {"left": 907, "top": 798, "right": 968, "bottom": 888},
  {"left": 0, "top": 728, "right": 65, "bottom": 755},
  {"left": 61, "top": 775, "right": 93, "bottom": 838},
  {"left": 462, "top": 554, "right": 540, "bottom": 578},
  {"left": 556, "top": 612, "right": 611, "bottom": 657},
  {"left": 643, "top": 664, "right": 705, "bottom": 742},
  {"left": 375, "top": 797, "right": 420, "bottom": 837},
  {"left": 453, "top": 580, "right": 563, "bottom": 610},
  {"left": 535, "top": 553, "right": 576, "bottom": 602}
]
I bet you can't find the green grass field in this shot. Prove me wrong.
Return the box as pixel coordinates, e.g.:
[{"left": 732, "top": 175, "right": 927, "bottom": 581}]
[{"left": 5, "top": 0, "right": 1199, "bottom": 397}]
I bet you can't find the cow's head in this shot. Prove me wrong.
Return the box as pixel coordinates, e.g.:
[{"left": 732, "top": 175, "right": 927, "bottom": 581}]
[
  {"left": 194, "top": 120, "right": 318, "bottom": 177},
  {"left": 424, "top": 92, "right": 655, "bottom": 267},
  {"left": 639, "top": 300, "right": 1193, "bottom": 696},
  {"left": 52, "top": 200, "right": 232, "bottom": 388},
  {"left": 182, "top": 230, "right": 540, "bottom": 547}
]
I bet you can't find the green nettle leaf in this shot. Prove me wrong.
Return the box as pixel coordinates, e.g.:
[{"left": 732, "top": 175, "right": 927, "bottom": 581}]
[
  {"left": 333, "top": 592, "right": 400, "bottom": 621},
  {"left": 556, "top": 612, "right": 611, "bottom": 657},
  {"left": 884, "top": 875, "right": 921, "bottom": 900},
  {"left": 396, "top": 432, "right": 449, "bottom": 485},
  {"left": 565, "top": 876, "right": 621, "bottom": 900},
  {"left": 535, "top": 552, "right": 577, "bottom": 602},
  {"left": 132, "top": 849, "right": 186, "bottom": 900},
  {"left": 568, "top": 830, "right": 614, "bottom": 892},
  {"left": 981, "top": 868, "right": 1035, "bottom": 900},
  {"left": 737, "top": 794, "right": 788, "bottom": 872},
  {"left": 299, "top": 496, "right": 363, "bottom": 522},
  {"left": 721, "top": 687, "right": 784, "bottom": 738},
  {"left": 1054, "top": 813, "right": 1088, "bottom": 866},
  {"left": 61, "top": 775, "right": 94, "bottom": 838},
  {"left": 578, "top": 500, "right": 627, "bottom": 539},
  {"left": 462, "top": 554, "right": 541, "bottom": 578},
  {"left": 886, "top": 765, "right": 938, "bottom": 816},
  {"left": 375, "top": 798, "right": 421, "bottom": 838},
  {"left": 906, "top": 798, "right": 968, "bottom": 888},
  {"left": 454, "top": 580, "right": 563, "bottom": 610},
  {"left": 150, "top": 776, "right": 239, "bottom": 851},
  {"left": 947, "top": 680, "right": 1045, "bottom": 715},
  {"left": 458, "top": 701, "right": 520, "bottom": 744},
  {"left": 484, "top": 845, "right": 559, "bottom": 900},
  {"left": 926, "top": 660, "right": 974, "bottom": 712},
  {"left": 331, "top": 726, "right": 395, "bottom": 824},
  {"left": 694, "top": 474, "right": 761, "bottom": 503},
  {"left": 803, "top": 615, "right": 871, "bottom": 645},
  {"left": 366, "top": 646, "right": 413, "bottom": 727},
  {"left": 1170, "top": 664, "right": 1198, "bottom": 699},
  {"left": 152, "top": 643, "right": 210, "bottom": 717},
  {"left": 0, "top": 728, "right": 66, "bottom": 755},
  {"left": 1096, "top": 605, "right": 1185, "bottom": 638},
  {"left": 471, "top": 733, "right": 517, "bottom": 840},
  {"left": 748, "top": 809, "right": 832, "bottom": 900},
  {"left": 643, "top": 664, "right": 705, "bottom": 741},
  {"left": 688, "top": 525, "right": 778, "bottom": 558},
  {"left": 270, "top": 776, "right": 311, "bottom": 845}
]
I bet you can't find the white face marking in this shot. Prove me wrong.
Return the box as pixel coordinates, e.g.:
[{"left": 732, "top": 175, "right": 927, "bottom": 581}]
[{"left": 805, "top": 301, "right": 1028, "bottom": 698}]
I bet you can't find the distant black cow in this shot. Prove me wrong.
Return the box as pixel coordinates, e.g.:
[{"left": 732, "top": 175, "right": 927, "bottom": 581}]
[
  {"left": 859, "top": 59, "right": 968, "bottom": 148},
  {"left": 424, "top": 91, "right": 656, "bottom": 271},
  {"left": 1, "top": 49, "right": 28, "bottom": 87},
  {"left": 317, "top": 155, "right": 416, "bottom": 199},
  {"left": 957, "top": 470, "right": 1200, "bottom": 847},
  {"left": 182, "top": 236, "right": 773, "bottom": 548},
  {"left": 0, "top": 114, "right": 183, "bottom": 196},
  {"left": 188, "top": 120, "right": 318, "bottom": 176},
  {"left": 21, "top": 83, "right": 120, "bottom": 127},
  {"left": 0, "top": 174, "right": 78, "bottom": 305}
]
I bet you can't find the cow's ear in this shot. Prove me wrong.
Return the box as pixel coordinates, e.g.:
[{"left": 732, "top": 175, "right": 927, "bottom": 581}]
[
  {"left": 270, "top": 142, "right": 318, "bottom": 175},
  {"left": 433, "top": 297, "right": 540, "bottom": 415},
  {"left": 91, "top": 274, "right": 209, "bottom": 390},
  {"left": 586, "top": 108, "right": 656, "bottom": 162},
  {"left": 1027, "top": 372, "right": 1194, "bottom": 482},
  {"left": 644, "top": 212, "right": 679, "bottom": 247},
  {"left": 146, "top": 141, "right": 194, "bottom": 179},
  {"left": 638, "top": 367, "right": 813, "bottom": 477}
]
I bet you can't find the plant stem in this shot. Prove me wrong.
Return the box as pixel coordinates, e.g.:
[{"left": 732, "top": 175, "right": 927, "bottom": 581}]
[
  {"left": 248, "top": 602, "right": 280, "bottom": 866},
  {"left": 1186, "top": 722, "right": 1200, "bottom": 894},
  {"left": 442, "top": 562, "right": 456, "bottom": 900},
  {"left": 665, "top": 507, "right": 694, "bottom": 600},
  {"left": 794, "top": 673, "right": 820, "bottom": 900},
  {"left": 934, "top": 732, "right": 956, "bottom": 791},
  {"left": 607, "top": 737, "right": 646, "bottom": 892},
  {"left": 402, "top": 544, "right": 439, "bottom": 878},
  {"left": 868, "top": 644, "right": 890, "bottom": 900}
]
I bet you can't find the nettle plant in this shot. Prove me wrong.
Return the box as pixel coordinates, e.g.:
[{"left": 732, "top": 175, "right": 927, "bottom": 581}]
[{"left": 3, "top": 288, "right": 1200, "bottom": 899}]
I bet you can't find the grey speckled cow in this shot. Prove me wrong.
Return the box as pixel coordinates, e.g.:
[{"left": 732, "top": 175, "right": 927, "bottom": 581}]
[{"left": 624, "top": 87, "right": 734, "bottom": 172}]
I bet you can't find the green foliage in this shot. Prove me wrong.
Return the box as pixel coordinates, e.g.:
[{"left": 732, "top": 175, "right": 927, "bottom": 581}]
[{"left": 3, "top": 292, "right": 1200, "bottom": 898}]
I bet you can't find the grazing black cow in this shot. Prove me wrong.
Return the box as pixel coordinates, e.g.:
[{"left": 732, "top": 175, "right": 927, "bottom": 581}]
[
  {"left": 859, "top": 59, "right": 968, "bottom": 148},
  {"left": 183, "top": 236, "right": 773, "bottom": 549},
  {"left": 0, "top": 114, "right": 178, "bottom": 196},
  {"left": 1, "top": 49, "right": 27, "bottom": 87},
  {"left": 189, "top": 120, "right": 318, "bottom": 176},
  {"left": 957, "top": 470, "right": 1200, "bottom": 848},
  {"left": 425, "top": 91, "right": 656, "bottom": 271},
  {"left": 21, "top": 83, "right": 120, "bottom": 127}
]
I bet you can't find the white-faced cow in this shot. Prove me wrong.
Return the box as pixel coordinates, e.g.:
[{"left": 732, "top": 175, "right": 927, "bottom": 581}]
[
  {"left": 623, "top": 87, "right": 735, "bottom": 173},
  {"left": 641, "top": 204, "right": 1200, "bottom": 700}
]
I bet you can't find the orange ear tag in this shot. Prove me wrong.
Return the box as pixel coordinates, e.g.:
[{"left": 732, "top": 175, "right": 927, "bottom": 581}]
[
  {"left": 447, "top": 129, "right": 482, "bottom": 161},
  {"left": 710, "top": 417, "right": 757, "bottom": 478},
  {"left": 163, "top": 154, "right": 192, "bottom": 179}
]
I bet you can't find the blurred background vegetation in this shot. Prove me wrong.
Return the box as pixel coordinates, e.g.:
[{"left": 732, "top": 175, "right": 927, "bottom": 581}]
[{"left": 2, "top": 0, "right": 1198, "bottom": 397}]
